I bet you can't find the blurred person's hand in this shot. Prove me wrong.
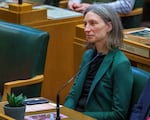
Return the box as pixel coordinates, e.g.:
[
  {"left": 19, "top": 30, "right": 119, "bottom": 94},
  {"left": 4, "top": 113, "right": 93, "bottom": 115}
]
[{"left": 68, "top": 3, "right": 90, "bottom": 13}]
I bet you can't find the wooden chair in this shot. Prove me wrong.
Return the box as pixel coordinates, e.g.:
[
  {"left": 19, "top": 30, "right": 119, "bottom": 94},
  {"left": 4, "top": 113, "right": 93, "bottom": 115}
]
[
  {"left": 0, "top": 21, "right": 49, "bottom": 101},
  {"left": 119, "top": 8, "right": 143, "bottom": 17},
  {"left": 120, "top": 0, "right": 144, "bottom": 28},
  {"left": 0, "top": 113, "right": 15, "bottom": 120},
  {"left": 2, "top": 75, "right": 44, "bottom": 101}
]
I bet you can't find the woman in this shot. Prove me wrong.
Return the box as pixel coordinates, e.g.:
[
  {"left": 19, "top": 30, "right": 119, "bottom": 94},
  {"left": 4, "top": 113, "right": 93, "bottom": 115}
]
[{"left": 64, "top": 5, "right": 133, "bottom": 120}]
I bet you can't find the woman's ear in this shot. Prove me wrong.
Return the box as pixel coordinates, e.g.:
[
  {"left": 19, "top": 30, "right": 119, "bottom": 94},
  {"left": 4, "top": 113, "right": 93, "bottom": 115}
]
[{"left": 106, "top": 22, "right": 112, "bottom": 32}]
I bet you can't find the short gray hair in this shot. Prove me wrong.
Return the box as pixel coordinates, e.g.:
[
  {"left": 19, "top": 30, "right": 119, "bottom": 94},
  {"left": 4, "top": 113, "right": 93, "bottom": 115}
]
[{"left": 84, "top": 5, "right": 123, "bottom": 50}]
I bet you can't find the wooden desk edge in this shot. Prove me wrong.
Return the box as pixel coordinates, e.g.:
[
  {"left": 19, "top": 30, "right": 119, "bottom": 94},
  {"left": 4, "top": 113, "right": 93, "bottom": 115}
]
[{"left": 0, "top": 101, "right": 95, "bottom": 120}]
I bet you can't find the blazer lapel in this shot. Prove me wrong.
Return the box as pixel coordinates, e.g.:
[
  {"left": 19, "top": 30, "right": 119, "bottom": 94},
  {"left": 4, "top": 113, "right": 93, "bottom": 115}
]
[
  {"left": 87, "top": 50, "right": 117, "bottom": 102},
  {"left": 75, "top": 50, "right": 95, "bottom": 96}
]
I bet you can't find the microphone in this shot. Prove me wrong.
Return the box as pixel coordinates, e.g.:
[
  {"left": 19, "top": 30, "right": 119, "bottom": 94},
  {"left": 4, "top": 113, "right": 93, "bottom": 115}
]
[{"left": 55, "top": 52, "right": 100, "bottom": 120}]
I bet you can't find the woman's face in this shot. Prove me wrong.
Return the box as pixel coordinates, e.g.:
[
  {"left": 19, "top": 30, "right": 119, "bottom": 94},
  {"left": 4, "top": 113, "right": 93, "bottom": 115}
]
[{"left": 84, "top": 11, "right": 112, "bottom": 45}]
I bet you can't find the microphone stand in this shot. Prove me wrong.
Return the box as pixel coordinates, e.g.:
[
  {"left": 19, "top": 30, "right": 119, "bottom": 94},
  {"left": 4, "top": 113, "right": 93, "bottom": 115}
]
[
  {"left": 56, "top": 76, "right": 74, "bottom": 120},
  {"left": 55, "top": 53, "right": 100, "bottom": 120},
  {"left": 56, "top": 94, "right": 60, "bottom": 120}
]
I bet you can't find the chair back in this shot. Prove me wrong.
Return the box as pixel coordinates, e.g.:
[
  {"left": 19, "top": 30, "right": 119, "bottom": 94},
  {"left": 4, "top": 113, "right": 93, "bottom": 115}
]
[
  {"left": 0, "top": 21, "right": 49, "bottom": 99},
  {"left": 133, "top": 0, "right": 143, "bottom": 9},
  {"left": 131, "top": 67, "right": 150, "bottom": 105},
  {"left": 127, "top": 67, "right": 150, "bottom": 118},
  {"left": 121, "top": 0, "right": 144, "bottom": 28}
]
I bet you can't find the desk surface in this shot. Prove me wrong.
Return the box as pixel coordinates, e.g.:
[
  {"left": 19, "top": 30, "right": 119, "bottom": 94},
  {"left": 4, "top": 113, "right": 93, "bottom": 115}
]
[{"left": 0, "top": 101, "right": 95, "bottom": 120}]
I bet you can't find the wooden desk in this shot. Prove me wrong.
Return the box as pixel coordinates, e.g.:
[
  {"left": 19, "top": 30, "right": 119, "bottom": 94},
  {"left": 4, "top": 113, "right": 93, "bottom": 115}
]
[
  {"left": 74, "top": 24, "right": 150, "bottom": 73},
  {"left": 0, "top": 101, "right": 95, "bottom": 120}
]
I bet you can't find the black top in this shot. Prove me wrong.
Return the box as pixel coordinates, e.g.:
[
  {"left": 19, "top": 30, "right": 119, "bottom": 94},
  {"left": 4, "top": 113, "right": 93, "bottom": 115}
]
[{"left": 75, "top": 52, "right": 105, "bottom": 112}]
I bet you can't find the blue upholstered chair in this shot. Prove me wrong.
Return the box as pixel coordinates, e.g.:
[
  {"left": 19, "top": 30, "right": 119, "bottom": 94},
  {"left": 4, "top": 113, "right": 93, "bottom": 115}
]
[
  {"left": 127, "top": 67, "right": 150, "bottom": 118},
  {"left": 0, "top": 21, "right": 49, "bottom": 101},
  {"left": 131, "top": 67, "right": 150, "bottom": 105}
]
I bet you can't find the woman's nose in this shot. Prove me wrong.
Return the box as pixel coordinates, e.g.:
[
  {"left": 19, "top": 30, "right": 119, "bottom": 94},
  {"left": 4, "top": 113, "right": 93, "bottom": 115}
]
[{"left": 84, "top": 25, "right": 90, "bottom": 32}]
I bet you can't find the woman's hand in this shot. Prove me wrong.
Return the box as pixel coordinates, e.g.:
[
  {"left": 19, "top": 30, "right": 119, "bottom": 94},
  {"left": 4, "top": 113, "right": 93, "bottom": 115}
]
[{"left": 68, "top": 3, "right": 91, "bottom": 13}]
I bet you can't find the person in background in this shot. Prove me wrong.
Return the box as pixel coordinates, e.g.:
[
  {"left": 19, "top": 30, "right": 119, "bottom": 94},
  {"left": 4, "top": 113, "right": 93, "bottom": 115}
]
[
  {"left": 64, "top": 5, "right": 133, "bottom": 120},
  {"left": 130, "top": 77, "right": 150, "bottom": 120},
  {"left": 68, "top": 0, "right": 135, "bottom": 14}
]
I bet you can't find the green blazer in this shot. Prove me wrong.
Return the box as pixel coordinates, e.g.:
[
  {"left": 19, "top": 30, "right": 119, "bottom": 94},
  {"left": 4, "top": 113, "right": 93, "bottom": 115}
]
[{"left": 64, "top": 48, "right": 133, "bottom": 120}]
